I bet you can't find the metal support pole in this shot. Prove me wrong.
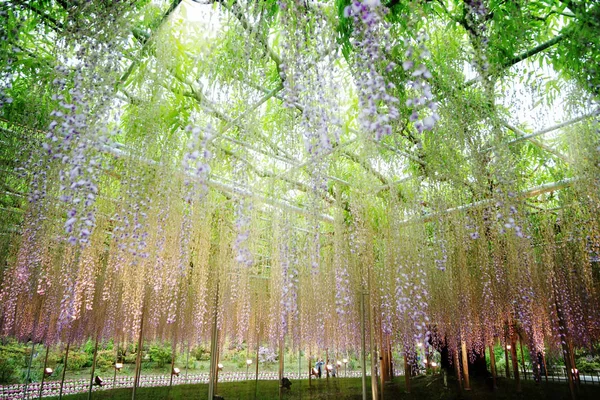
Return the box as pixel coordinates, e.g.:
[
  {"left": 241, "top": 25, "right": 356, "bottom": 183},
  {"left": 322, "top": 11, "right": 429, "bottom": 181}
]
[
  {"left": 461, "top": 340, "right": 471, "bottom": 391},
  {"left": 88, "top": 336, "right": 100, "bottom": 400},
  {"left": 185, "top": 342, "right": 190, "bottom": 384},
  {"left": 24, "top": 342, "right": 36, "bottom": 400},
  {"left": 278, "top": 338, "right": 284, "bottom": 400},
  {"left": 519, "top": 340, "right": 527, "bottom": 380},
  {"left": 59, "top": 340, "right": 71, "bottom": 400},
  {"left": 510, "top": 337, "right": 521, "bottom": 393},
  {"left": 360, "top": 292, "right": 367, "bottom": 400},
  {"left": 113, "top": 343, "right": 119, "bottom": 389},
  {"left": 38, "top": 345, "right": 50, "bottom": 400},
  {"left": 169, "top": 352, "right": 175, "bottom": 388},
  {"left": 132, "top": 312, "right": 145, "bottom": 400},
  {"left": 208, "top": 283, "right": 220, "bottom": 400},
  {"left": 488, "top": 344, "right": 497, "bottom": 390}
]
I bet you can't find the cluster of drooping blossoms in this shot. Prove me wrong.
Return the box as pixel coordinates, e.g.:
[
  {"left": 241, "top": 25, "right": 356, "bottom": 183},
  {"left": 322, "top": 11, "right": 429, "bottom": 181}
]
[
  {"left": 183, "top": 124, "right": 213, "bottom": 202},
  {"left": 345, "top": 0, "right": 400, "bottom": 140},
  {"left": 403, "top": 31, "right": 440, "bottom": 132},
  {"left": 231, "top": 156, "right": 253, "bottom": 269},
  {"left": 279, "top": 226, "right": 299, "bottom": 338},
  {"left": 395, "top": 257, "right": 430, "bottom": 369},
  {"left": 41, "top": 64, "right": 103, "bottom": 245}
]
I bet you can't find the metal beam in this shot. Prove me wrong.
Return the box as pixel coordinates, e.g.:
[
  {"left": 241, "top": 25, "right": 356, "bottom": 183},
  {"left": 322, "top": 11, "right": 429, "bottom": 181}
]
[{"left": 399, "top": 177, "right": 577, "bottom": 225}]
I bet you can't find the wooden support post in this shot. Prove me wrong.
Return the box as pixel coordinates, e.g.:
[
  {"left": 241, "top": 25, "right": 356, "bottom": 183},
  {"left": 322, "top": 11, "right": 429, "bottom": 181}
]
[
  {"left": 510, "top": 337, "right": 521, "bottom": 393},
  {"left": 185, "top": 342, "right": 190, "bottom": 383},
  {"left": 504, "top": 342, "right": 510, "bottom": 379},
  {"left": 453, "top": 347, "right": 462, "bottom": 393},
  {"left": 488, "top": 344, "right": 497, "bottom": 390},
  {"left": 113, "top": 342, "right": 119, "bottom": 389},
  {"left": 368, "top": 303, "right": 378, "bottom": 400},
  {"left": 215, "top": 351, "right": 221, "bottom": 395},
  {"left": 254, "top": 327, "right": 260, "bottom": 400},
  {"left": 298, "top": 349, "right": 301, "bottom": 380},
  {"left": 38, "top": 345, "right": 50, "bottom": 400},
  {"left": 360, "top": 292, "right": 367, "bottom": 400},
  {"left": 387, "top": 336, "right": 393, "bottom": 380},
  {"left": 132, "top": 312, "right": 145, "bottom": 400},
  {"left": 208, "top": 310, "right": 219, "bottom": 400},
  {"left": 403, "top": 355, "right": 411, "bottom": 393},
  {"left": 326, "top": 348, "right": 329, "bottom": 381},
  {"left": 59, "top": 340, "right": 71, "bottom": 400},
  {"left": 542, "top": 352, "right": 548, "bottom": 383},
  {"left": 308, "top": 352, "right": 312, "bottom": 388},
  {"left": 278, "top": 338, "right": 284, "bottom": 400},
  {"left": 208, "top": 284, "right": 220, "bottom": 400},
  {"left": 461, "top": 340, "right": 471, "bottom": 390},
  {"left": 24, "top": 342, "right": 36, "bottom": 400},
  {"left": 87, "top": 336, "right": 99, "bottom": 400},
  {"left": 519, "top": 340, "right": 527, "bottom": 380},
  {"left": 169, "top": 352, "right": 175, "bottom": 388}
]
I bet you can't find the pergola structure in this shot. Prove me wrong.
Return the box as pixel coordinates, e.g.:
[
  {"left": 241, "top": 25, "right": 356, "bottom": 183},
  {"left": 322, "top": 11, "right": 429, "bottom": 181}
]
[{"left": 0, "top": 0, "right": 599, "bottom": 399}]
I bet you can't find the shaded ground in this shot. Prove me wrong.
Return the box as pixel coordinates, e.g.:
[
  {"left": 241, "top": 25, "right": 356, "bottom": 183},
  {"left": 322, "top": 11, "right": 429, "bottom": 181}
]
[{"left": 45, "top": 374, "right": 600, "bottom": 400}]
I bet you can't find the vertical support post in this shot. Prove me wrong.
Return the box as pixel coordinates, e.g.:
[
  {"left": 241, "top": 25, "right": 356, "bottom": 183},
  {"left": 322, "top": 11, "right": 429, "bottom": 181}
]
[
  {"left": 510, "top": 337, "right": 521, "bottom": 393},
  {"left": 308, "top": 352, "right": 312, "bottom": 388},
  {"left": 488, "top": 344, "right": 497, "bottom": 390},
  {"left": 208, "top": 283, "right": 220, "bottom": 400},
  {"left": 379, "top": 327, "right": 386, "bottom": 400},
  {"left": 403, "top": 355, "right": 411, "bottom": 393},
  {"left": 453, "top": 347, "right": 462, "bottom": 393},
  {"left": 278, "top": 337, "right": 284, "bottom": 400},
  {"left": 542, "top": 352, "right": 548, "bottom": 383},
  {"left": 360, "top": 292, "right": 367, "bottom": 400},
  {"left": 169, "top": 352, "right": 175, "bottom": 388},
  {"left": 38, "top": 345, "right": 50, "bottom": 400},
  {"left": 461, "top": 340, "right": 471, "bottom": 391},
  {"left": 387, "top": 336, "right": 393, "bottom": 380},
  {"left": 132, "top": 312, "right": 145, "bottom": 400},
  {"left": 326, "top": 348, "right": 329, "bottom": 381},
  {"left": 254, "top": 326, "right": 260, "bottom": 400},
  {"left": 208, "top": 308, "right": 219, "bottom": 400},
  {"left": 59, "top": 340, "right": 71, "bottom": 400},
  {"left": 519, "top": 340, "right": 527, "bottom": 380},
  {"left": 504, "top": 342, "right": 510, "bottom": 378},
  {"left": 298, "top": 349, "right": 301, "bottom": 380},
  {"left": 368, "top": 301, "right": 378, "bottom": 400},
  {"left": 113, "top": 342, "right": 119, "bottom": 389},
  {"left": 24, "top": 342, "right": 36, "bottom": 400},
  {"left": 215, "top": 352, "right": 221, "bottom": 395},
  {"left": 87, "top": 336, "right": 99, "bottom": 400},
  {"left": 185, "top": 342, "right": 190, "bottom": 383}
]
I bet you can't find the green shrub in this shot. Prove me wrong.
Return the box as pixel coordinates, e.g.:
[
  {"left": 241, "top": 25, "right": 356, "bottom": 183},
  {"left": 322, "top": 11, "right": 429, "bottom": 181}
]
[
  {"left": 96, "top": 350, "right": 115, "bottom": 371},
  {"left": 0, "top": 356, "right": 20, "bottom": 384},
  {"left": 0, "top": 340, "right": 26, "bottom": 384},
  {"left": 148, "top": 343, "right": 172, "bottom": 368},
  {"left": 67, "top": 351, "right": 92, "bottom": 370},
  {"left": 192, "top": 346, "right": 210, "bottom": 361}
]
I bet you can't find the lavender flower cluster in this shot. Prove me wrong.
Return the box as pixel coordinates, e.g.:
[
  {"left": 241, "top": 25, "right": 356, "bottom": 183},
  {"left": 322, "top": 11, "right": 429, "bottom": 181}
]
[
  {"left": 182, "top": 124, "right": 213, "bottom": 202},
  {"left": 43, "top": 64, "right": 106, "bottom": 245},
  {"left": 346, "top": 0, "right": 400, "bottom": 140},
  {"left": 403, "top": 32, "right": 440, "bottom": 132}
]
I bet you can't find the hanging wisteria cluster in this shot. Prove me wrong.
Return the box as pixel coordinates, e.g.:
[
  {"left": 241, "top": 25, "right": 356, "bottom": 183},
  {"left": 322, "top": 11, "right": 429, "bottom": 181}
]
[{"left": 345, "top": 0, "right": 400, "bottom": 140}]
